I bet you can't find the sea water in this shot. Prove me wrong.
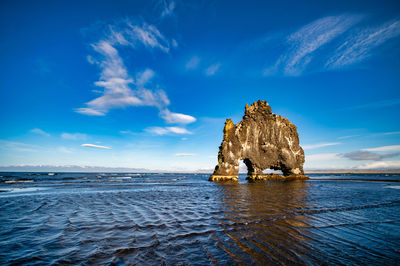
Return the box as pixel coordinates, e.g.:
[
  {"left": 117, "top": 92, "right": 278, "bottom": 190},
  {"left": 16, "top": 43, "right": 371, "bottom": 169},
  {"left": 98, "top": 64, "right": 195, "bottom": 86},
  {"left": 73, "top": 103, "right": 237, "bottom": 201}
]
[{"left": 0, "top": 172, "right": 399, "bottom": 264}]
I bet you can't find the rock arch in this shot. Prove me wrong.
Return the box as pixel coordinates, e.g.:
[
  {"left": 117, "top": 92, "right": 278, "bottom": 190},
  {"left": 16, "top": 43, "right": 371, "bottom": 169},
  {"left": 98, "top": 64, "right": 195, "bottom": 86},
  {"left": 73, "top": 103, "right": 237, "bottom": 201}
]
[{"left": 209, "top": 100, "right": 308, "bottom": 182}]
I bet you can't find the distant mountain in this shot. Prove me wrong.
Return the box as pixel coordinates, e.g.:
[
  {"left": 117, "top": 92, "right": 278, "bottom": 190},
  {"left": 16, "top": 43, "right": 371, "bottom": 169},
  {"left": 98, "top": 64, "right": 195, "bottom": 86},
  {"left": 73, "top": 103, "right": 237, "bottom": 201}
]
[
  {"left": 1, "top": 165, "right": 399, "bottom": 174},
  {"left": 304, "top": 169, "right": 400, "bottom": 174},
  {"left": 0, "top": 165, "right": 150, "bottom": 172}
]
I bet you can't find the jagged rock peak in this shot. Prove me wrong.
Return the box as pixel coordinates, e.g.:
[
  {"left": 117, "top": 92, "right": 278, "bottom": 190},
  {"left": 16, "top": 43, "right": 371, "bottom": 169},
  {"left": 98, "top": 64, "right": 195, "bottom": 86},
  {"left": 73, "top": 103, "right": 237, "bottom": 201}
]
[
  {"left": 244, "top": 100, "right": 272, "bottom": 115},
  {"left": 209, "top": 100, "right": 308, "bottom": 182}
]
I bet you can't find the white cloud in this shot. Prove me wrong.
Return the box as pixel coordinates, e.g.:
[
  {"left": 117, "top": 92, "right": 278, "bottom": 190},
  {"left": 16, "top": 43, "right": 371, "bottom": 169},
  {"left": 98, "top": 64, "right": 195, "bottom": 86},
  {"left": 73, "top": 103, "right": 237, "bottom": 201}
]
[
  {"left": 30, "top": 128, "right": 50, "bottom": 137},
  {"left": 186, "top": 56, "right": 200, "bottom": 69},
  {"left": 61, "top": 133, "right": 87, "bottom": 140},
  {"left": 137, "top": 89, "right": 170, "bottom": 109},
  {"left": 145, "top": 126, "right": 192, "bottom": 135},
  {"left": 205, "top": 63, "right": 221, "bottom": 76},
  {"left": 363, "top": 145, "right": 400, "bottom": 152},
  {"left": 136, "top": 68, "right": 155, "bottom": 87},
  {"left": 78, "top": 37, "right": 143, "bottom": 115},
  {"left": 160, "top": 109, "right": 196, "bottom": 124},
  {"left": 306, "top": 153, "right": 339, "bottom": 161},
  {"left": 76, "top": 21, "right": 191, "bottom": 122},
  {"left": 302, "top": 142, "right": 341, "bottom": 150},
  {"left": 94, "top": 78, "right": 133, "bottom": 93},
  {"left": 92, "top": 40, "right": 128, "bottom": 80},
  {"left": 76, "top": 20, "right": 196, "bottom": 126},
  {"left": 161, "top": 1, "right": 175, "bottom": 17},
  {"left": 326, "top": 20, "right": 400, "bottom": 69},
  {"left": 262, "top": 16, "right": 400, "bottom": 76},
  {"left": 175, "top": 153, "right": 195, "bottom": 157},
  {"left": 166, "top": 127, "right": 192, "bottom": 134},
  {"left": 75, "top": 107, "right": 105, "bottom": 116},
  {"left": 381, "top": 131, "right": 400, "bottom": 136},
  {"left": 269, "top": 15, "right": 361, "bottom": 76},
  {"left": 85, "top": 94, "right": 143, "bottom": 111},
  {"left": 81, "top": 144, "right": 111, "bottom": 149},
  {"left": 358, "top": 160, "right": 400, "bottom": 169},
  {"left": 338, "top": 135, "right": 360, "bottom": 139},
  {"left": 128, "top": 23, "right": 171, "bottom": 52}
]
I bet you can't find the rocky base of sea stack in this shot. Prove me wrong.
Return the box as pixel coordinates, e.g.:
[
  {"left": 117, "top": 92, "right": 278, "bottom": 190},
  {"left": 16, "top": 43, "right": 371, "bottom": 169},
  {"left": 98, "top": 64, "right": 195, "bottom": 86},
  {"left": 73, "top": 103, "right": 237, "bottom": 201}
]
[
  {"left": 246, "top": 174, "right": 309, "bottom": 181},
  {"left": 208, "top": 175, "right": 239, "bottom": 182},
  {"left": 209, "top": 174, "right": 308, "bottom": 182}
]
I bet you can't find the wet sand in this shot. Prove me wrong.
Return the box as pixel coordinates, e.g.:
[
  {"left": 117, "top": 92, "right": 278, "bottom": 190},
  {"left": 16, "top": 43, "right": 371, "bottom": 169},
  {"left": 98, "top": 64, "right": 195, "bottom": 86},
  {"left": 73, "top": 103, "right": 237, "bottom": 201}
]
[{"left": 0, "top": 172, "right": 399, "bottom": 264}]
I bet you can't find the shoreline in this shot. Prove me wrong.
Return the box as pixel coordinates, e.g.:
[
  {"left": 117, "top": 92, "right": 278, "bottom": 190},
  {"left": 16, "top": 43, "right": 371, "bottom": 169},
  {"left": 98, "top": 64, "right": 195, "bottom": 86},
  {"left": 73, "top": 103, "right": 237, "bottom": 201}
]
[
  {"left": 1, "top": 169, "right": 400, "bottom": 174},
  {"left": 304, "top": 169, "right": 400, "bottom": 174}
]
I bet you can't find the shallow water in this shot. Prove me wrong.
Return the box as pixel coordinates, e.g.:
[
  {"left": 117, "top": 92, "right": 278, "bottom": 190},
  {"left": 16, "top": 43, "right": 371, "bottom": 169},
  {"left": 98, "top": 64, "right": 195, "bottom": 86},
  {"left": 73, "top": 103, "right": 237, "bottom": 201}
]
[{"left": 0, "top": 172, "right": 399, "bottom": 265}]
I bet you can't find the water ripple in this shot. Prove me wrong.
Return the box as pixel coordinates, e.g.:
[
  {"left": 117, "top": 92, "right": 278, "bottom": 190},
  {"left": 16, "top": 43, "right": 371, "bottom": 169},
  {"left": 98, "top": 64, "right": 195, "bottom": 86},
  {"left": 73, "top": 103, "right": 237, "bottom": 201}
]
[{"left": 0, "top": 174, "right": 399, "bottom": 264}]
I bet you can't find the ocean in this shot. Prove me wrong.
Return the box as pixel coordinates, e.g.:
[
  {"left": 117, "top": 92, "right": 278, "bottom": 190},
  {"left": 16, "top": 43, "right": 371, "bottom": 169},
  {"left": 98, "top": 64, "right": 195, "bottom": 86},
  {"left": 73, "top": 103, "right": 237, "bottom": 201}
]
[{"left": 0, "top": 172, "right": 399, "bottom": 265}]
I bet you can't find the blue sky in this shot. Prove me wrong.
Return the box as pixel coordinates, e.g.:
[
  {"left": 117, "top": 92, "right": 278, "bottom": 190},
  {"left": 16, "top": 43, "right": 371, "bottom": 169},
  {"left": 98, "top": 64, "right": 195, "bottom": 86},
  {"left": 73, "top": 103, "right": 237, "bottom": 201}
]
[{"left": 1, "top": 0, "right": 400, "bottom": 171}]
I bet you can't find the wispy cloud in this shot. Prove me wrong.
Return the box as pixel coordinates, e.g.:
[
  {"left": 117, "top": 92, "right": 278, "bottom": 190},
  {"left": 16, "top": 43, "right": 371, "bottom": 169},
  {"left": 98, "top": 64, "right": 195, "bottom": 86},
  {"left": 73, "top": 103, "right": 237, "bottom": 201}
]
[
  {"left": 145, "top": 126, "right": 192, "bottom": 135},
  {"left": 363, "top": 145, "right": 400, "bottom": 152},
  {"left": 76, "top": 28, "right": 166, "bottom": 116},
  {"left": 75, "top": 108, "right": 105, "bottom": 116},
  {"left": 380, "top": 131, "right": 400, "bottom": 136},
  {"left": 128, "top": 22, "right": 171, "bottom": 52},
  {"left": 174, "top": 153, "right": 195, "bottom": 157},
  {"left": 30, "top": 128, "right": 50, "bottom": 137},
  {"left": 326, "top": 20, "right": 400, "bottom": 69},
  {"left": 205, "top": 63, "right": 221, "bottom": 76},
  {"left": 161, "top": 1, "right": 175, "bottom": 17},
  {"left": 0, "top": 140, "right": 38, "bottom": 153},
  {"left": 302, "top": 142, "right": 341, "bottom": 150},
  {"left": 160, "top": 109, "right": 196, "bottom": 124},
  {"left": 120, "top": 130, "right": 135, "bottom": 134},
  {"left": 341, "top": 150, "right": 400, "bottom": 160},
  {"left": 185, "top": 56, "right": 200, "bottom": 69},
  {"left": 136, "top": 68, "right": 155, "bottom": 88},
  {"left": 186, "top": 57, "right": 223, "bottom": 76},
  {"left": 266, "top": 15, "right": 361, "bottom": 76},
  {"left": 61, "top": 133, "right": 87, "bottom": 140},
  {"left": 338, "top": 135, "right": 360, "bottom": 140},
  {"left": 81, "top": 143, "right": 111, "bottom": 149},
  {"left": 306, "top": 153, "right": 339, "bottom": 161},
  {"left": 342, "top": 98, "right": 400, "bottom": 111},
  {"left": 358, "top": 160, "right": 400, "bottom": 169},
  {"left": 263, "top": 15, "right": 400, "bottom": 76},
  {"left": 76, "top": 20, "right": 195, "bottom": 125}
]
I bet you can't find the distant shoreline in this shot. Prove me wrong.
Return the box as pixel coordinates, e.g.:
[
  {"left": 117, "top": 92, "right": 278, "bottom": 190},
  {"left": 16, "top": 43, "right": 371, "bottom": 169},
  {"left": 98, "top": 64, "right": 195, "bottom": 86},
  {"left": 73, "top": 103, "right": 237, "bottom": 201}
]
[
  {"left": 304, "top": 169, "right": 400, "bottom": 174},
  {"left": 0, "top": 168, "right": 400, "bottom": 174}
]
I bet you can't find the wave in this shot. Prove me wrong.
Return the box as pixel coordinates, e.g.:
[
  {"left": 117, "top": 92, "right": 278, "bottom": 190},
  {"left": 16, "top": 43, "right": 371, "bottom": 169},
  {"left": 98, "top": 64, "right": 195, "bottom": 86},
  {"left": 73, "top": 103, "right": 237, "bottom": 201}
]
[{"left": 3, "top": 179, "right": 34, "bottom": 183}]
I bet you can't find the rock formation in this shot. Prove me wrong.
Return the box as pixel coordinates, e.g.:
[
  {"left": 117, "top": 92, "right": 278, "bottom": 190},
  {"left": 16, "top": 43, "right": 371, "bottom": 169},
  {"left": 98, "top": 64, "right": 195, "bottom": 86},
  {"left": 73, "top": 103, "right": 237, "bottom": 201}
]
[{"left": 209, "top": 100, "right": 308, "bottom": 181}]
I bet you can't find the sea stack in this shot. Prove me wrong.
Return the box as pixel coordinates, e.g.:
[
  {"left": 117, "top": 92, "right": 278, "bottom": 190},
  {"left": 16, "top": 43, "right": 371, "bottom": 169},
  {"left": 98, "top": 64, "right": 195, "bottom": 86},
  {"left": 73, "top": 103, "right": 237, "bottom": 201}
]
[{"left": 210, "top": 100, "right": 308, "bottom": 181}]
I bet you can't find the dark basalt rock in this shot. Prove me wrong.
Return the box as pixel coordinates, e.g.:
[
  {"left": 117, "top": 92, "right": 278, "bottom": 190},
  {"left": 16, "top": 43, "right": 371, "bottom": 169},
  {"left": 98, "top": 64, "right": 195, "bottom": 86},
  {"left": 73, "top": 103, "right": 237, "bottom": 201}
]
[{"left": 209, "top": 100, "right": 308, "bottom": 182}]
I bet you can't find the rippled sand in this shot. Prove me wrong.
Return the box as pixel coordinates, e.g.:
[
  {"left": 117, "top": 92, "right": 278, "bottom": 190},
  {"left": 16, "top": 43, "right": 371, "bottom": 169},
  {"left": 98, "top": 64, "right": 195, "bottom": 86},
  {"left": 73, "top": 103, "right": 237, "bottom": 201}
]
[{"left": 0, "top": 173, "right": 399, "bottom": 264}]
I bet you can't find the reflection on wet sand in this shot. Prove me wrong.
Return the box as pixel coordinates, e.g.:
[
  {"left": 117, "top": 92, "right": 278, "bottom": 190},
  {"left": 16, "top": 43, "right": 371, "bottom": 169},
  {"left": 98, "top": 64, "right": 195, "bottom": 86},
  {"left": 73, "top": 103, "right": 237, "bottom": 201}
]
[
  {"left": 213, "top": 181, "right": 318, "bottom": 264},
  {"left": 1, "top": 173, "right": 399, "bottom": 264}
]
